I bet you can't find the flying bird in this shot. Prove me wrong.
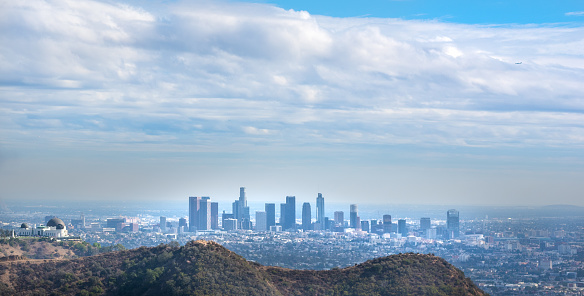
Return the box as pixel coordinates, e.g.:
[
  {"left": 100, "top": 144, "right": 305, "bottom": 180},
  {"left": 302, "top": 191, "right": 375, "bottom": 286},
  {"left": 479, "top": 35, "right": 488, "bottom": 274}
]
[{"left": 515, "top": 62, "right": 522, "bottom": 64}]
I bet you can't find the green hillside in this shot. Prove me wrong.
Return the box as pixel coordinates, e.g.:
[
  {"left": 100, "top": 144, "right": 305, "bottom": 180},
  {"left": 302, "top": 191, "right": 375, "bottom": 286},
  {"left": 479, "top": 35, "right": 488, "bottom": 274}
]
[{"left": 0, "top": 240, "right": 486, "bottom": 296}]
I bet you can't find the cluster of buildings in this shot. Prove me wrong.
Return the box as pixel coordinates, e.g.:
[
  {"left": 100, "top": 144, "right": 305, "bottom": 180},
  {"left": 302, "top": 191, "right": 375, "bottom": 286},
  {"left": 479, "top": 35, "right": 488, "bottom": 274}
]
[{"left": 182, "top": 187, "right": 461, "bottom": 240}]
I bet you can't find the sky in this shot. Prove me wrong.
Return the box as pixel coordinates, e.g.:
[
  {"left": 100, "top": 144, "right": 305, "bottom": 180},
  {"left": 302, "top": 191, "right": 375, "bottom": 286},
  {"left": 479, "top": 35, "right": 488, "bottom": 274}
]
[{"left": 1, "top": 0, "right": 584, "bottom": 206}]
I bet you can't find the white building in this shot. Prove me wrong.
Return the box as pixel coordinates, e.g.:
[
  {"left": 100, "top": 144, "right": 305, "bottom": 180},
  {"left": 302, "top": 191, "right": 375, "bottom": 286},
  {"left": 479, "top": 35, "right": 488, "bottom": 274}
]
[{"left": 16, "top": 218, "right": 69, "bottom": 238}]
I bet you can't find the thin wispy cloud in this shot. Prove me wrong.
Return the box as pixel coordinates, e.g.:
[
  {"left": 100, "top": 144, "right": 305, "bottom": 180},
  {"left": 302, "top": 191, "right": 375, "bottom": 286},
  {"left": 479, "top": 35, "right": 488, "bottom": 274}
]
[{"left": 566, "top": 11, "right": 584, "bottom": 16}]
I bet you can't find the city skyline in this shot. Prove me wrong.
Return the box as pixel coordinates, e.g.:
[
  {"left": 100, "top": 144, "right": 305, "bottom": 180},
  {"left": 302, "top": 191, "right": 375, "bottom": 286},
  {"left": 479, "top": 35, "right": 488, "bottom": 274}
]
[{"left": 1, "top": 0, "right": 584, "bottom": 206}]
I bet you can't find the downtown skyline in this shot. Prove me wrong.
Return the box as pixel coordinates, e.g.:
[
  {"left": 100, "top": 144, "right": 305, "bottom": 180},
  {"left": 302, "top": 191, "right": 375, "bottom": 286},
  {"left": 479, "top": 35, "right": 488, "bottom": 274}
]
[{"left": 1, "top": 0, "right": 584, "bottom": 206}]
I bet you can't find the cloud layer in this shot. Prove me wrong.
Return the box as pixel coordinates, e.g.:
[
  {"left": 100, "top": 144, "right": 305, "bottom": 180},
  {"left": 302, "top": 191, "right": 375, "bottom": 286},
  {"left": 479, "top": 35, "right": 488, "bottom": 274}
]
[{"left": 1, "top": 0, "right": 584, "bottom": 204}]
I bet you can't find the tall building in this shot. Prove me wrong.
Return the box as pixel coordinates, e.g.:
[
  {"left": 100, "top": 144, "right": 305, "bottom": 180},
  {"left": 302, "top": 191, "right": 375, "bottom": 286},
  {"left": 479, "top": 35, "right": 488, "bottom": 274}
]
[
  {"left": 350, "top": 204, "right": 358, "bottom": 229},
  {"left": 189, "top": 196, "right": 201, "bottom": 232},
  {"left": 265, "top": 203, "right": 276, "bottom": 229},
  {"left": 238, "top": 187, "right": 246, "bottom": 220},
  {"left": 302, "top": 202, "right": 312, "bottom": 231},
  {"left": 178, "top": 217, "right": 187, "bottom": 232},
  {"left": 255, "top": 211, "right": 267, "bottom": 231},
  {"left": 361, "top": 220, "right": 370, "bottom": 232},
  {"left": 398, "top": 219, "right": 407, "bottom": 236},
  {"left": 232, "top": 200, "right": 239, "bottom": 222},
  {"left": 223, "top": 218, "right": 237, "bottom": 231},
  {"left": 316, "top": 193, "right": 325, "bottom": 228},
  {"left": 160, "top": 216, "right": 167, "bottom": 232},
  {"left": 280, "top": 203, "right": 286, "bottom": 226},
  {"left": 199, "top": 197, "right": 211, "bottom": 231},
  {"left": 285, "top": 196, "right": 296, "bottom": 230},
  {"left": 447, "top": 209, "right": 460, "bottom": 238},
  {"left": 334, "top": 211, "right": 344, "bottom": 226},
  {"left": 420, "top": 217, "right": 431, "bottom": 231},
  {"left": 234, "top": 187, "right": 250, "bottom": 229},
  {"left": 383, "top": 215, "right": 392, "bottom": 233},
  {"left": 211, "top": 202, "right": 219, "bottom": 230},
  {"left": 221, "top": 211, "right": 234, "bottom": 230}
]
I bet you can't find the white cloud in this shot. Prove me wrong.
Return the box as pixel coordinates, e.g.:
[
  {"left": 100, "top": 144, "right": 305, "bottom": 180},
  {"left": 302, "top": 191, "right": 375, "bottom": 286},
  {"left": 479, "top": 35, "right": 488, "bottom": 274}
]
[
  {"left": 242, "top": 126, "right": 272, "bottom": 135},
  {"left": 1, "top": 0, "right": 584, "bottom": 152},
  {"left": 566, "top": 11, "right": 584, "bottom": 16}
]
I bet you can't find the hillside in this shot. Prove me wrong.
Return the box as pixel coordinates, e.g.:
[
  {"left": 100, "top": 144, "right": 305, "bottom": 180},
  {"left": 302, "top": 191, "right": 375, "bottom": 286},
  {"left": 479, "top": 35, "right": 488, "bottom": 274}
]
[
  {"left": 0, "top": 238, "right": 124, "bottom": 260},
  {"left": 0, "top": 240, "right": 486, "bottom": 296}
]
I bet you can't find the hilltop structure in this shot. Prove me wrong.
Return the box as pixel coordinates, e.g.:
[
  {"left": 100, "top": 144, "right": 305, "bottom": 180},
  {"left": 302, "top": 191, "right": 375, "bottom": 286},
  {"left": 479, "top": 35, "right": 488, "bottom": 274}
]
[{"left": 16, "top": 217, "right": 69, "bottom": 238}]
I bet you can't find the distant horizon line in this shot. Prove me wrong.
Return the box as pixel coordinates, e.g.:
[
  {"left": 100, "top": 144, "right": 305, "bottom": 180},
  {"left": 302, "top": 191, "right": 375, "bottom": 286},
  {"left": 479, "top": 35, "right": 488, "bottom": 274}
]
[{"left": 2, "top": 199, "right": 582, "bottom": 209}]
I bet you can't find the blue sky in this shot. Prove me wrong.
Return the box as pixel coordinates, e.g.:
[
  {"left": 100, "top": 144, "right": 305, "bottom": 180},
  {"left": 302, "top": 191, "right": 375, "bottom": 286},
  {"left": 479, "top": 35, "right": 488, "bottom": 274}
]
[
  {"left": 1, "top": 0, "right": 584, "bottom": 206},
  {"left": 247, "top": 0, "right": 584, "bottom": 24}
]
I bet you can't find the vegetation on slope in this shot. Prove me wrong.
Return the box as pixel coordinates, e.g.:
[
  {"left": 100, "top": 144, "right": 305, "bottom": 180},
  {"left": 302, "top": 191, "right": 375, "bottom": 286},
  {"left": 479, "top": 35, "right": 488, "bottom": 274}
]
[
  {"left": 0, "top": 240, "right": 486, "bottom": 296},
  {"left": 0, "top": 237, "right": 125, "bottom": 259}
]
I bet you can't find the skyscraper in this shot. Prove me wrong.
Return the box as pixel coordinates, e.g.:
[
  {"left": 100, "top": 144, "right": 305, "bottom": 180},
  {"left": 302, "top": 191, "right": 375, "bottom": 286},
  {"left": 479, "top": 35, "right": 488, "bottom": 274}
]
[
  {"left": 285, "top": 196, "right": 296, "bottom": 230},
  {"left": 361, "top": 220, "right": 370, "bottom": 232},
  {"left": 179, "top": 217, "right": 187, "bottom": 232},
  {"left": 383, "top": 215, "right": 392, "bottom": 233},
  {"left": 237, "top": 187, "right": 250, "bottom": 228},
  {"left": 189, "top": 196, "right": 201, "bottom": 232},
  {"left": 199, "top": 197, "right": 211, "bottom": 231},
  {"left": 239, "top": 187, "right": 246, "bottom": 217},
  {"left": 221, "top": 211, "right": 234, "bottom": 230},
  {"left": 280, "top": 203, "right": 286, "bottom": 226},
  {"left": 223, "top": 218, "right": 237, "bottom": 231},
  {"left": 232, "top": 200, "right": 239, "bottom": 221},
  {"left": 211, "top": 202, "right": 219, "bottom": 230},
  {"left": 265, "top": 203, "right": 276, "bottom": 229},
  {"left": 350, "top": 204, "right": 358, "bottom": 229},
  {"left": 302, "top": 202, "right": 311, "bottom": 231},
  {"left": 316, "top": 193, "right": 325, "bottom": 229},
  {"left": 447, "top": 209, "right": 460, "bottom": 238},
  {"left": 398, "top": 219, "right": 407, "bottom": 236},
  {"left": 334, "top": 211, "right": 344, "bottom": 227},
  {"left": 160, "top": 216, "right": 166, "bottom": 232},
  {"left": 420, "top": 217, "right": 431, "bottom": 231},
  {"left": 255, "top": 211, "right": 267, "bottom": 232}
]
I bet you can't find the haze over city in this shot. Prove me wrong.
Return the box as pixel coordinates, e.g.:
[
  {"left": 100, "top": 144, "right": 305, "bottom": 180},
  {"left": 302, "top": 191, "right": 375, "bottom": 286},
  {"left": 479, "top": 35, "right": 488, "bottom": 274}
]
[{"left": 1, "top": 0, "right": 583, "bottom": 206}]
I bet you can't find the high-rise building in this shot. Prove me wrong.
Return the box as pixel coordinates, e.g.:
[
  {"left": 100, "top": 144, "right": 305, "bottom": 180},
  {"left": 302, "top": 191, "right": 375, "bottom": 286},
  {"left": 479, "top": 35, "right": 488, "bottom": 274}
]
[
  {"left": 189, "top": 196, "right": 201, "bottom": 232},
  {"left": 199, "top": 197, "right": 211, "bottom": 231},
  {"left": 280, "top": 203, "right": 286, "bottom": 226},
  {"left": 223, "top": 218, "right": 237, "bottom": 231},
  {"left": 370, "top": 219, "right": 382, "bottom": 233},
  {"left": 398, "top": 219, "right": 407, "bottom": 236},
  {"left": 447, "top": 209, "right": 460, "bottom": 238},
  {"left": 160, "top": 216, "right": 167, "bottom": 232},
  {"left": 361, "top": 220, "right": 370, "bottom": 232},
  {"left": 233, "top": 187, "right": 250, "bottom": 229},
  {"left": 302, "top": 202, "right": 312, "bottom": 231},
  {"left": 255, "top": 211, "right": 267, "bottom": 232},
  {"left": 383, "top": 215, "right": 392, "bottom": 233},
  {"left": 265, "top": 203, "right": 276, "bottom": 229},
  {"left": 178, "top": 217, "right": 187, "bottom": 231},
  {"left": 232, "top": 200, "right": 239, "bottom": 221},
  {"left": 420, "top": 217, "right": 431, "bottom": 231},
  {"left": 334, "top": 211, "right": 344, "bottom": 226},
  {"left": 222, "top": 211, "right": 234, "bottom": 230},
  {"left": 211, "top": 202, "right": 219, "bottom": 230},
  {"left": 350, "top": 204, "right": 358, "bottom": 229},
  {"left": 239, "top": 187, "right": 246, "bottom": 220},
  {"left": 285, "top": 196, "right": 296, "bottom": 230},
  {"left": 316, "top": 193, "right": 325, "bottom": 228}
]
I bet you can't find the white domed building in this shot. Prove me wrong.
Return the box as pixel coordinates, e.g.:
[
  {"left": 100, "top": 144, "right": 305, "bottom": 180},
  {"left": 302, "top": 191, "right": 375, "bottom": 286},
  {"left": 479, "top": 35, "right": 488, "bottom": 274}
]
[{"left": 17, "top": 218, "right": 69, "bottom": 238}]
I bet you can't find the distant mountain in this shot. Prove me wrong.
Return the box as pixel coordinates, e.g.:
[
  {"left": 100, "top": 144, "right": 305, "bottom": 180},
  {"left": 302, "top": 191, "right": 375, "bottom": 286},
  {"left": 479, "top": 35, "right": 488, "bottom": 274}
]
[{"left": 0, "top": 240, "right": 486, "bottom": 295}]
